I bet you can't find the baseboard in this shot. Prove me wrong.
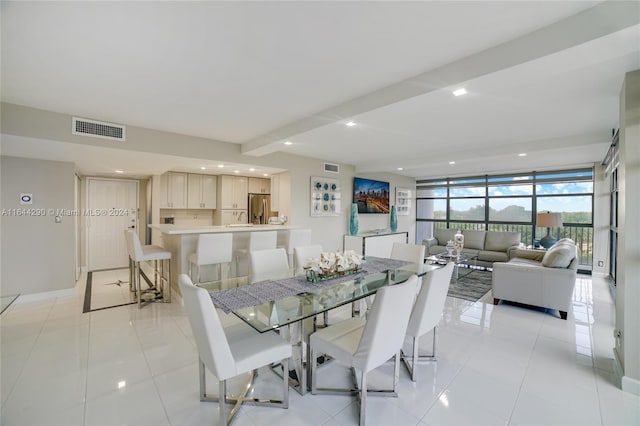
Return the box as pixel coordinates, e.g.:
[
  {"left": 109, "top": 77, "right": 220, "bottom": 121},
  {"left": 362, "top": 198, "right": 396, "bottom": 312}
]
[
  {"left": 613, "top": 347, "right": 640, "bottom": 396},
  {"left": 14, "top": 288, "right": 76, "bottom": 305},
  {"left": 591, "top": 271, "right": 609, "bottom": 279},
  {"left": 621, "top": 376, "right": 640, "bottom": 396}
]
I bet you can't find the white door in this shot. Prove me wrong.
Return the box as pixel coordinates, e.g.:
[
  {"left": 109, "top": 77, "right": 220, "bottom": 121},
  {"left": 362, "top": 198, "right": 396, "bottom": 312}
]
[{"left": 87, "top": 178, "right": 139, "bottom": 271}]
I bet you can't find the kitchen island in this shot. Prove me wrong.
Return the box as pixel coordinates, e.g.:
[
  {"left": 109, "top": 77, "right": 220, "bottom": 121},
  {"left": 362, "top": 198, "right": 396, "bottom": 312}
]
[{"left": 150, "top": 224, "right": 296, "bottom": 296}]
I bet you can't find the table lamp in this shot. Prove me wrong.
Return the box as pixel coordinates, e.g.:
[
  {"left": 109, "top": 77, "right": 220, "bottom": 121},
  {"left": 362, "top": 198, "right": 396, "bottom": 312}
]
[{"left": 537, "top": 212, "right": 563, "bottom": 248}]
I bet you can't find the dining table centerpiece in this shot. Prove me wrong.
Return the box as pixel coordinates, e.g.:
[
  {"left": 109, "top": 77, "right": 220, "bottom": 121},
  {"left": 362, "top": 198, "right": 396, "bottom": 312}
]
[{"left": 304, "top": 250, "right": 364, "bottom": 283}]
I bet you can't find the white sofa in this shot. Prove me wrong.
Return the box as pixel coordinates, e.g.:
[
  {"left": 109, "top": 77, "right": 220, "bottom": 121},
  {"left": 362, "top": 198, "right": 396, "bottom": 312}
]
[
  {"left": 423, "top": 228, "right": 521, "bottom": 268},
  {"left": 492, "top": 238, "right": 578, "bottom": 320}
]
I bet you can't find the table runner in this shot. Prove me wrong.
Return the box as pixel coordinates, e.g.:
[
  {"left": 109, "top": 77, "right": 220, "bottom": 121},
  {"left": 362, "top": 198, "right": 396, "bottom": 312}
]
[{"left": 210, "top": 257, "right": 411, "bottom": 313}]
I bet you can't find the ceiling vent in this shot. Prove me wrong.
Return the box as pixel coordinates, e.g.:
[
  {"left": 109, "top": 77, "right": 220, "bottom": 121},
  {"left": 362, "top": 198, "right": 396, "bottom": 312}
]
[
  {"left": 72, "top": 117, "right": 126, "bottom": 141},
  {"left": 324, "top": 162, "right": 339, "bottom": 174}
]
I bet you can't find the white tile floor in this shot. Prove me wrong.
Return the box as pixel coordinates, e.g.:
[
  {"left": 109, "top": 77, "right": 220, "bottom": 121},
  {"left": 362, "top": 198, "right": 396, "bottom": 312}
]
[{"left": 1, "top": 273, "right": 639, "bottom": 425}]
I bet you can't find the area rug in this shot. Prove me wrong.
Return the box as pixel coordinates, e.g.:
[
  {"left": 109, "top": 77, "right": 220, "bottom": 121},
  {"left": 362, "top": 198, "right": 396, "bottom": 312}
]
[
  {"left": 83, "top": 267, "right": 135, "bottom": 313},
  {"left": 447, "top": 269, "right": 492, "bottom": 302}
]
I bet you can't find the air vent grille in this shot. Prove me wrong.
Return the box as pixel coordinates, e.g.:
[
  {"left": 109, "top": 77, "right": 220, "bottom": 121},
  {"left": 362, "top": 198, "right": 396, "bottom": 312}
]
[
  {"left": 324, "top": 162, "right": 339, "bottom": 174},
  {"left": 72, "top": 117, "right": 126, "bottom": 141}
]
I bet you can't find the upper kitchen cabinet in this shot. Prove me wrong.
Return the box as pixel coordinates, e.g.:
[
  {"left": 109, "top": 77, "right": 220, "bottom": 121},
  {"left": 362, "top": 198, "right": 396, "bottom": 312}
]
[
  {"left": 270, "top": 174, "right": 280, "bottom": 211},
  {"left": 218, "top": 175, "right": 248, "bottom": 210},
  {"left": 187, "top": 174, "right": 216, "bottom": 209},
  {"left": 159, "top": 172, "right": 187, "bottom": 208},
  {"left": 248, "top": 177, "right": 270, "bottom": 194}
]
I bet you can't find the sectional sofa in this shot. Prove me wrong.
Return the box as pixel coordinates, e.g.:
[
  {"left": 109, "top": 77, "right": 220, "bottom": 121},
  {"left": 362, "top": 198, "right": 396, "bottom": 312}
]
[{"left": 422, "top": 228, "right": 522, "bottom": 269}]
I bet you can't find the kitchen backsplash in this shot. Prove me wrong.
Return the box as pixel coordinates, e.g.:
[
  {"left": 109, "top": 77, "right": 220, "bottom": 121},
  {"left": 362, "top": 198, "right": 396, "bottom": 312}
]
[{"left": 160, "top": 209, "right": 214, "bottom": 226}]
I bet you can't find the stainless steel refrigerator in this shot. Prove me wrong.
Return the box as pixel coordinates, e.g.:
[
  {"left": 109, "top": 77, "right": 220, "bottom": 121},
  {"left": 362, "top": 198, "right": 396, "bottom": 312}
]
[{"left": 248, "top": 193, "right": 271, "bottom": 224}]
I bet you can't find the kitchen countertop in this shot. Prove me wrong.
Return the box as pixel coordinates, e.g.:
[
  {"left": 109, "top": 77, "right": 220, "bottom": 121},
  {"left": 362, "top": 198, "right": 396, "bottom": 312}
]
[{"left": 149, "top": 224, "right": 294, "bottom": 235}]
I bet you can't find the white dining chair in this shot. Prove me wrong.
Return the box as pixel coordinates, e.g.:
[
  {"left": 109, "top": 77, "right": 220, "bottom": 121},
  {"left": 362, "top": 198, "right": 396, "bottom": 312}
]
[
  {"left": 187, "top": 233, "right": 233, "bottom": 283},
  {"left": 390, "top": 242, "right": 426, "bottom": 265},
  {"left": 178, "top": 274, "right": 291, "bottom": 426},
  {"left": 234, "top": 231, "right": 277, "bottom": 276},
  {"left": 293, "top": 244, "right": 333, "bottom": 327},
  {"left": 359, "top": 242, "right": 426, "bottom": 315},
  {"left": 124, "top": 229, "right": 172, "bottom": 308},
  {"left": 401, "top": 262, "right": 453, "bottom": 381},
  {"left": 391, "top": 241, "right": 426, "bottom": 291},
  {"left": 293, "top": 244, "right": 323, "bottom": 275},
  {"left": 310, "top": 275, "right": 419, "bottom": 426},
  {"left": 248, "top": 248, "right": 289, "bottom": 283},
  {"left": 248, "top": 248, "right": 304, "bottom": 382},
  {"left": 278, "top": 229, "right": 312, "bottom": 272}
]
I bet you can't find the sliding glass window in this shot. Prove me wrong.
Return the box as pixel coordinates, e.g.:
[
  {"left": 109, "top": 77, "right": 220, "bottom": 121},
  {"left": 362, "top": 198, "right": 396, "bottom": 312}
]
[{"left": 416, "top": 168, "right": 594, "bottom": 270}]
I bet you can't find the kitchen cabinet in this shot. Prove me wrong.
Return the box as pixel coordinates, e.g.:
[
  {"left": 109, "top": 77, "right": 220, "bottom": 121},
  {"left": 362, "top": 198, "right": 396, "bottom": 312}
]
[
  {"left": 159, "top": 172, "right": 187, "bottom": 208},
  {"left": 187, "top": 174, "right": 216, "bottom": 209},
  {"left": 248, "top": 177, "right": 270, "bottom": 194},
  {"left": 270, "top": 174, "right": 280, "bottom": 211},
  {"left": 219, "top": 175, "right": 248, "bottom": 210}
]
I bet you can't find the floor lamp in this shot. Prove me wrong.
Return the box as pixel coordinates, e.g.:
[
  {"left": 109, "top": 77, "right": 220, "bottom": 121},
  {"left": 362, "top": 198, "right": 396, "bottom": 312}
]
[{"left": 537, "top": 212, "right": 563, "bottom": 249}]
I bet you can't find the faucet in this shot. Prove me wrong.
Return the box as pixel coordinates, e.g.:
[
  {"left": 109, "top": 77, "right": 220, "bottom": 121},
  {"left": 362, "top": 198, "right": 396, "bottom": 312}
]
[{"left": 238, "top": 211, "right": 247, "bottom": 223}]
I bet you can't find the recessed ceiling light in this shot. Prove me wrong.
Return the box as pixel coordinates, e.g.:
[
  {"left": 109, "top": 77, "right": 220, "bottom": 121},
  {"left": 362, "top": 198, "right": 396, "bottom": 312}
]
[
  {"left": 263, "top": 173, "right": 269, "bottom": 177},
  {"left": 218, "top": 164, "right": 224, "bottom": 168},
  {"left": 345, "top": 121, "right": 357, "bottom": 127},
  {"left": 115, "top": 170, "right": 124, "bottom": 174},
  {"left": 249, "top": 168, "right": 255, "bottom": 172},
  {"left": 234, "top": 170, "right": 240, "bottom": 174},
  {"left": 283, "top": 141, "right": 293, "bottom": 146},
  {"left": 518, "top": 153, "right": 527, "bottom": 157},
  {"left": 449, "top": 161, "right": 456, "bottom": 165},
  {"left": 397, "top": 167, "right": 403, "bottom": 171},
  {"left": 452, "top": 88, "right": 467, "bottom": 96},
  {"left": 200, "top": 166, "right": 206, "bottom": 170},
  {"left": 117, "top": 381, "right": 126, "bottom": 389}
]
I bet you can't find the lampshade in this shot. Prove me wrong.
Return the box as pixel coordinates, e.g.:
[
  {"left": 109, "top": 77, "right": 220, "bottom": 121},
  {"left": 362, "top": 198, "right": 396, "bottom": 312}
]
[{"left": 537, "top": 212, "right": 563, "bottom": 228}]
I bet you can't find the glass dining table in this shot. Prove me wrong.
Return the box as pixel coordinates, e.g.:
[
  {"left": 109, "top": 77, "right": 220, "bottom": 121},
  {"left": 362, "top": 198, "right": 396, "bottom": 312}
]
[{"left": 198, "top": 257, "right": 441, "bottom": 395}]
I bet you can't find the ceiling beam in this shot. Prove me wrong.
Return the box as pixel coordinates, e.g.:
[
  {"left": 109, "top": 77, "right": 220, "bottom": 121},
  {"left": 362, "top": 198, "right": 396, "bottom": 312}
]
[{"left": 240, "top": 0, "right": 640, "bottom": 157}]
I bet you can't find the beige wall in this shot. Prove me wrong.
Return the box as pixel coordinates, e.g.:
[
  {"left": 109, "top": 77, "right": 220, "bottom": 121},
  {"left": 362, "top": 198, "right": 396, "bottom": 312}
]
[
  {"left": 615, "top": 69, "right": 640, "bottom": 394},
  {"left": 1, "top": 156, "right": 76, "bottom": 295},
  {"left": 1, "top": 103, "right": 417, "bottom": 292}
]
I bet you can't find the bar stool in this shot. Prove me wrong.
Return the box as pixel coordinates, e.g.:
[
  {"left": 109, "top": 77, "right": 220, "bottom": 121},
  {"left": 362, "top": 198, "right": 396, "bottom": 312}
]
[
  {"left": 124, "top": 230, "right": 172, "bottom": 308},
  {"left": 234, "top": 231, "right": 277, "bottom": 277},
  {"left": 278, "top": 229, "right": 312, "bottom": 273},
  {"left": 187, "top": 233, "right": 233, "bottom": 283}
]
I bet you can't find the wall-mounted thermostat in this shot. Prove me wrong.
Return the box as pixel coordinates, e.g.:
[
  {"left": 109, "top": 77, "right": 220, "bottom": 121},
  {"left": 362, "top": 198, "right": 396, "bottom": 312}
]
[{"left": 20, "top": 193, "right": 33, "bottom": 204}]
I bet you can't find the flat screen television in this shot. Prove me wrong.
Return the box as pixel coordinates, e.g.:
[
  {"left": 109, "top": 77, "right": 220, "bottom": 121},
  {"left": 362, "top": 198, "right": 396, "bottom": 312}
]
[{"left": 353, "top": 177, "right": 390, "bottom": 214}]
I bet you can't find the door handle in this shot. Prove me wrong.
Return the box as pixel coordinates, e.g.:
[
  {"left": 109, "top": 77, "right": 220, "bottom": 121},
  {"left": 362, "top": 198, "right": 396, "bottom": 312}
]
[{"left": 129, "top": 225, "right": 135, "bottom": 229}]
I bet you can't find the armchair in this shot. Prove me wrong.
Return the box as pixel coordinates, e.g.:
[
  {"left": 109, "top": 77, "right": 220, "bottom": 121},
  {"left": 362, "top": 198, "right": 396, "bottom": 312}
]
[{"left": 492, "top": 239, "right": 578, "bottom": 320}]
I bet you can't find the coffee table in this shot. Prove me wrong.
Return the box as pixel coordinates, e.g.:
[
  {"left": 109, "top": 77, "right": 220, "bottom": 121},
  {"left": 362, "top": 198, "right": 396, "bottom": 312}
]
[{"left": 425, "top": 252, "right": 479, "bottom": 281}]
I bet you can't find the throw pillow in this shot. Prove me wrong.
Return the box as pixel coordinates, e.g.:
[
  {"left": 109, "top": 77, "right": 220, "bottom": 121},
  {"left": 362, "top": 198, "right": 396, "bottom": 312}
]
[
  {"left": 541, "top": 241, "right": 575, "bottom": 268},
  {"left": 485, "top": 231, "right": 521, "bottom": 252},
  {"left": 462, "top": 230, "right": 486, "bottom": 250}
]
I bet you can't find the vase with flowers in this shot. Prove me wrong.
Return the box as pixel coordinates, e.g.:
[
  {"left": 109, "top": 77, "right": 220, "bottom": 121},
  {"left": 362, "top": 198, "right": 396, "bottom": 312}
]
[{"left": 304, "top": 250, "right": 364, "bottom": 283}]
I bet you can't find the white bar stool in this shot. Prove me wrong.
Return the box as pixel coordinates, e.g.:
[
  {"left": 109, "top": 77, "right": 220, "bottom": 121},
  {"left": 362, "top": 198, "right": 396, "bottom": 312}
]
[
  {"left": 187, "top": 233, "right": 233, "bottom": 284},
  {"left": 124, "top": 230, "right": 172, "bottom": 308},
  {"left": 234, "top": 231, "right": 277, "bottom": 277}
]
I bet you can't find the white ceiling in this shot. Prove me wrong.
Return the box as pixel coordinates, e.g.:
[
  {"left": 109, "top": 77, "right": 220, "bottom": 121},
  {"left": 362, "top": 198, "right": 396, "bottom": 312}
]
[{"left": 2, "top": 1, "right": 639, "bottom": 179}]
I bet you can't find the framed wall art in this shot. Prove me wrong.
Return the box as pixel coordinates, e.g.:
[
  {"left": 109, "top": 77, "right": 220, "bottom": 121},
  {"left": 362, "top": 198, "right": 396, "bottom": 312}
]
[
  {"left": 395, "top": 187, "right": 412, "bottom": 216},
  {"left": 311, "top": 176, "right": 341, "bottom": 216}
]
